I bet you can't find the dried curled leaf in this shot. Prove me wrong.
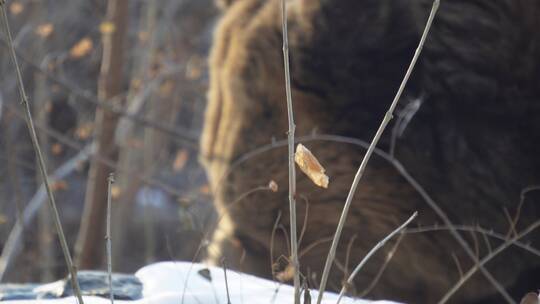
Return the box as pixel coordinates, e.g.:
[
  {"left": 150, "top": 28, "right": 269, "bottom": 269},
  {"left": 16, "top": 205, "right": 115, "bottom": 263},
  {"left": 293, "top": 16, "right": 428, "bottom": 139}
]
[
  {"left": 199, "top": 184, "right": 211, "bottom": 195},
  {"left": 173, "top": 149, "right": 189, "bottom": 172},
  {"left": 110, "top": 185, "right": 122, "bottom": 199},
  {"left": 0, "top": 214, "right": 9, "bottom": 225},
  {"left": 51, "top": 143, "right": 64, "bottom": 155},
  {"left": 51, "top": 180, "right": 68, "bottom": 192},
  {"left": 9, "top": 2, "right": 24, "bottom": 15},
  {"left": 35, "top": 23, "right": 54, "bottom": 38},
  {"left": 294, "top": 144, "right": 329, "bottom": 188},
  {"left": 268, "top": 180, "right": 278, "bottom": 192},
  {"left": 99, "top": 22, "right": 116, "bottom": 34},
  {"left": 276, "top": 263, "right": 294, "bottom": 282},
  {"left": 69, "top": 37, "right": 93, "bottom": 59}
]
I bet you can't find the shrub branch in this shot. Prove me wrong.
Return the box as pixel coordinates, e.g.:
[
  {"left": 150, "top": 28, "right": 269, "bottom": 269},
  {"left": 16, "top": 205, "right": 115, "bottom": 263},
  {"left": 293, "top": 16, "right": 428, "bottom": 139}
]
[
  {"left": 0, "top": 2, "right": 84, "bottom": 303},
  {"left": 280, "top": 0, "right": 300, "bottom": 303},
  {"left": 315, "top": 1, "right": 440, "bottom": 303}
]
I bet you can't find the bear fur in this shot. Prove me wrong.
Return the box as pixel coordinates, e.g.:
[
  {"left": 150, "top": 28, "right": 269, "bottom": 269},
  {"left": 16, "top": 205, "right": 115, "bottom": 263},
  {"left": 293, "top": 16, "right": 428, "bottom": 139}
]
[{"left": 200, "top": 0, "right": 540, "bottom": 302}]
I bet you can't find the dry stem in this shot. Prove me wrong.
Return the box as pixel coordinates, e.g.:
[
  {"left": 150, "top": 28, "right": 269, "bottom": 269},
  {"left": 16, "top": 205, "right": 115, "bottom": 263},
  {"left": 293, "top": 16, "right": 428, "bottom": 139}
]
[
  {"left": 438, "top": 220, "right": 540, "bottom": 303},
  {"left": 106, "top": 173, "right": 115, "bottom": 304},
  {"left": 0, "top": 144, "right": 93, "bottom": 280},
  {"left": 221, "top": 132, "right": 513, "bottom": 302},
  {"left": 316, "top": 1, "right": 440, "bottom": 303},
  {"left": 336, "top": 212, "right": 418, "bottom": 304},
  {"left": 280, "top": 0, "right": 300, "bottom": 302},
  {"left": 0, "top": 2, "right": 84, "bottom": 303}
]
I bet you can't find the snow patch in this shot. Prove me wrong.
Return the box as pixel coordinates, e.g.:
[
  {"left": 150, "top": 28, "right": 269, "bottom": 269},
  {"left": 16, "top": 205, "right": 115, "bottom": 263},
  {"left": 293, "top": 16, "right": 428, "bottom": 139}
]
[{"left": 3, "top": 262, "right": 401, "bottom": 304}]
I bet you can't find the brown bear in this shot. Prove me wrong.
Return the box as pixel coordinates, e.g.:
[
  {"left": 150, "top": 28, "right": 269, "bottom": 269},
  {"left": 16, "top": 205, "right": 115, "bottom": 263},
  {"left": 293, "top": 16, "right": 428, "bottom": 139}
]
[{"left": 200, "top": 0, "right": 540, "bottom": 303}]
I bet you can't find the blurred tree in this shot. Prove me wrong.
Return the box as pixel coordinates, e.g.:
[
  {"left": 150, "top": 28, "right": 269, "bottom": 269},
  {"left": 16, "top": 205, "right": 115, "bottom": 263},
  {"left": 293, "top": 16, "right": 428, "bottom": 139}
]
[{"left": 75, "top": 0, "right": 128, "bottom": 269}]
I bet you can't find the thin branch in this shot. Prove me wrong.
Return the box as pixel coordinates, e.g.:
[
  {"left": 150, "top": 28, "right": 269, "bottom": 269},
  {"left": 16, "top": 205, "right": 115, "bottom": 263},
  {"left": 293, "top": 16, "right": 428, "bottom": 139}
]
[
  {"left": 335, "top": 212, "right": 418, "bottom": 304},
  {"left": 391, "top": 160, "right": 514, "bottom": 302},
  {"left": 438, "top": 220, "right": 540, "bottom": 304},
  {"left": 181, "top": 185, "right": 272, "bottom": 304},
  {"left": 0, "top": 145, "right": 93, "bottom": 280},
  {"left": 0, "top": 36, "right": 198, "bottom": 148},
  {"left": 503, "top": 207, "right": 518, "bottom": 238},
  {"left": 299, "top": 236, "right": 334, "bottom": 258},
  {"left": 6, "top": 103, "right": 194, "bottom": 201},
  {"left": 451, "top": 252, "right": 464, "bottom": 278},
  {"left": 405, "top": 225, "right": 540, "bottom": 259},
  {"left": 507, "top": 186, "right": 540, "bottom": 238},
  {"left": 297, "top": 196, "right": 310, "bottom": 249},
  {"left": 280, "top": 0, "right": 300, "bottom": 303},
  {"left": 106, "top": 173, "right": 115, "bottom": 304},
  {"left": 270, "top": 211, "right": 283, "bottom": 280},
  {"left": 358, "top": 233, "right": 404, "bottom": 298},
  {"left": 316, "top": 2, "right": 440, "bottom": 303},
  {"left": 343, "top": 234, "right": 357, "bottom": 282},
  {"left": 221, "top": 258, "right": 232, "bottom": 304},
  {"left": 0, "top": 2, "right": 84, "bottom": 303},
  {"left": 217, "top": 133, "right": 512, "bottom": 302}
]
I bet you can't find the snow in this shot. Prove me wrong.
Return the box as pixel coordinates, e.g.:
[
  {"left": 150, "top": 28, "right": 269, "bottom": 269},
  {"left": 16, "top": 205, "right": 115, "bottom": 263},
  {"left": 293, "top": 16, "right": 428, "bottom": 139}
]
[{"left": 3, "top": 261, "right": 401, "bottom": 304}]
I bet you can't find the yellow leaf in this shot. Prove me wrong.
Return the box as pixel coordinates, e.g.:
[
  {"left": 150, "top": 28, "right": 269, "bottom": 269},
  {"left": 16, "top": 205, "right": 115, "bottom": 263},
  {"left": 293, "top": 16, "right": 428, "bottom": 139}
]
[
  {"left": 76, "top": 123, "right": 93, "bottom": 140},
  {"left": 131, "top": 78, "right": 142, "bottom": 91},
  {"left": 99, "top": 22, "right": 116, "bottom": 34},
  {"left": 111, "top": 185, "right": 122, "bottom": 199},
  {"left": 294, "top": 143, "right": 329, "bottom": 188},
  {"left": 36, "top": 23, "right": 54, "bottom": 38},
  {"left": 158, "top": 80, "right": 174, "bottom": 97},
  {"left": 276, "top": 263, "right": 295, "bottom": 282},
  {"left": 51, "top": 180, "right": 68, "bottom": 192},
  {"left": 69, "top": 37, "right": 93, "bottom": 59},
  {"left": 186, "top": 55, "right": 205, "bottom": 80},
  {"left": 173, "top": 149, "right": 189, "bottom": 172},
  {"left": 199, "top": 184, "right": 211, "bottom": 195},
  {"left": 0, "top": 214, "right": 8, "bottom": 225},
  {"left": 51, "top": 143, "right": 64, "bottom": 155},
  {"left": 9, "top": 2, "right": 24, "bottom": 15}
]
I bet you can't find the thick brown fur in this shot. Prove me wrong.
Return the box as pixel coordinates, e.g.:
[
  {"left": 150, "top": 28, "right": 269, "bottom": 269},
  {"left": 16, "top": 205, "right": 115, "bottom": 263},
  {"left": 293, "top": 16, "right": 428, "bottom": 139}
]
[{"left": 201, "top": 0, "right": 540, "bottom": 303}]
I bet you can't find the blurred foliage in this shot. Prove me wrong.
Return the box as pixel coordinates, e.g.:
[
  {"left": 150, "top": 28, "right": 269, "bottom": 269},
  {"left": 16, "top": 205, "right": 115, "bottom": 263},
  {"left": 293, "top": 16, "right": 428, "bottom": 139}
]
[{"left": 0, "top": 0, "right": 218, "bottom": 282}]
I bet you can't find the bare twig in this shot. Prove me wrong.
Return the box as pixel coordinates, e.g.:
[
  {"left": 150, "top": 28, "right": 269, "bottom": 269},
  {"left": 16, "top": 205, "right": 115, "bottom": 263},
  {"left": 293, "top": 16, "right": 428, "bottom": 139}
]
[
  {"left": 6, "top": 103, "right": 193, "bottom": 200},
  {"left": 451, "top": 252, "right": 464, "bottom": 278},
  {"left": 221, "top": 258, "right": 232, "bottom": 304},
  {"left": 299, "top": 237, "right": 334, "bottom": 258},
  {"left": 270, "top": 211, "right": 283, "bottom": 280},
  {"left": 316, "top": 2, "right": 440, "bottom": 303},
  {"left": 503, "top": 207, "right": 518, "bottom": 238},
  {"left": 343, "top": 235, "right": 358, "bottom": 282},
  {"left": 218, "top": 133, "right": 512, "bottom": 301},
  {"left": 0, "top": 37, "right": 198, "bottom": 148},
  {"left": 181, "top": 185, "right": 272, "bottom": 304},
  {"left": 358, "top": 233, "right": 405, "bottom": 298},
  {"left": 297, "top": 196, "right": 310, "bottom": 249},
  {"left": 438, "top": 220, "right": 540, "bottom": 304},
  {"left": 335, "top": 212, "right": 418, "bottom": 304},
  {"left": 106, "top": 173, "right": 115, "bottom": 304},
  {"left": 507, "top": 186, "right": 540, "bottom": 238},
  {"left": 280, "top": 0, "right": 300, "bottom": 302},
  {"left": 481, "top": 231, "right": 493, "bottom": 254},
  {"left": 0, "top": 2, "right": 84, "bottom": 303},
  {"left": 391, "top": 161, "right": 514, "bottom": 302},
  {"left": 0, "top": 145, "right": 93, "bottom": 281}
]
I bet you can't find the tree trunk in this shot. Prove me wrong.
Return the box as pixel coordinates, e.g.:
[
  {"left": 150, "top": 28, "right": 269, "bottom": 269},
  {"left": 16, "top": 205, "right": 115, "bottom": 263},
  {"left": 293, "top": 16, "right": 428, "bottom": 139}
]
[{"left": 75, "top": 0, "right": 128, "bottom": 269}]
